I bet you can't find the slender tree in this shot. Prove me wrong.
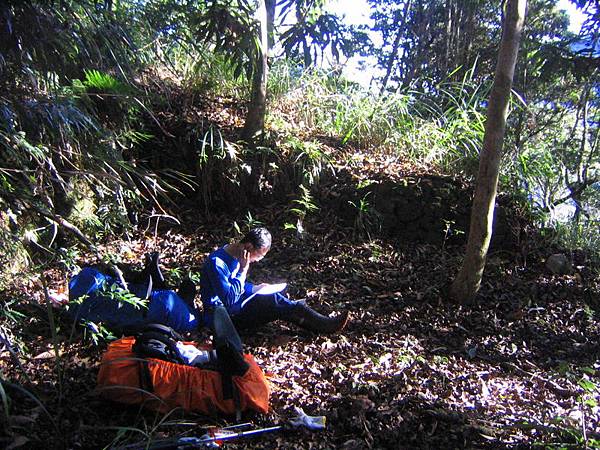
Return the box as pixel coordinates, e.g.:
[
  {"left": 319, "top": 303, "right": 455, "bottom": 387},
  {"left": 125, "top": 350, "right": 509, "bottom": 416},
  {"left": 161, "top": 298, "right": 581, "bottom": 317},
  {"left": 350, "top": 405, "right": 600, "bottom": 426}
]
[
  {"left": 195, "top": 0, "right": 357, "bottom": 142},
  {"left": 242, "top": 0, "right": 269, "bottom": 141},
  {"left": 450, "top": 0, "right": 527, "bottom": 302},
  {"left": 379, "top": 0, "right": 412, "bottom": 95}
]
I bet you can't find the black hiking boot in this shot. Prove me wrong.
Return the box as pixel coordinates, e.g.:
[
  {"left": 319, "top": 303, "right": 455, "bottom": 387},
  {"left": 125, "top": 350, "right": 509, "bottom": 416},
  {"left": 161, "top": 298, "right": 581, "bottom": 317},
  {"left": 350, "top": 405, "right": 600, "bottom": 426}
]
[
  {"left": 284, "top": 303, "right": 349, "bottom": 334},
  {"left": 177, "top": 278, "right": 197, "bottom": 308},
  {"left": 143, "top": 251, "right": 166, "bottom": 288}
]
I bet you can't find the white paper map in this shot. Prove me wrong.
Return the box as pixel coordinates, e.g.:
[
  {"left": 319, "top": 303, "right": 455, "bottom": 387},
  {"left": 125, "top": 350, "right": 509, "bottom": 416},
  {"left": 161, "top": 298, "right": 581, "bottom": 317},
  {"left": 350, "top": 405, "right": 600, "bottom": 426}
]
[
  {"left": 254, "top": 282, "right": 287, "bottom": 295},
  {"left": 241, "top": 282, "right": 287, "bottom": 307}
]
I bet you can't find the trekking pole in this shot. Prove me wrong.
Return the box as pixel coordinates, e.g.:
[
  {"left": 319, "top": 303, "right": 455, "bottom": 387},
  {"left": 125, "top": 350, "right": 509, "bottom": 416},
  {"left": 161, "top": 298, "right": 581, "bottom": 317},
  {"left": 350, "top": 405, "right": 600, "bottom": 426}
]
[{"left": 119, "top": 407, "right": 326, "bottom": 449}]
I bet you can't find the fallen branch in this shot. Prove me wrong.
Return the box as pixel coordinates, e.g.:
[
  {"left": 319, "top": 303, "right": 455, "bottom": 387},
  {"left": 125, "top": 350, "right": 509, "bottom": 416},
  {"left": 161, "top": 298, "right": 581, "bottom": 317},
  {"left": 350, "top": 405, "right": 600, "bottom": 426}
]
[
  {"left": 15, "top": 195, "right": 130, "bottom": 288},
  {"left": 500, "top": 362, "right": 579, "bottom": 398},
  {"left": 4, "top": 190, "right": 96, "bottom": 251},
  {"left": 35, "top": 209, "right": 129, "bottom": 288}
]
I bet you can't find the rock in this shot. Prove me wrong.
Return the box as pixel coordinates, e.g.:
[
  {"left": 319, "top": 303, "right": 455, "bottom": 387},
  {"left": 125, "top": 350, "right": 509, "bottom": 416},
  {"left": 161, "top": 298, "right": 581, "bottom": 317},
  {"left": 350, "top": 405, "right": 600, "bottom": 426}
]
[{"left": 545, "top": 253, "right": 573, "bottom": 275}]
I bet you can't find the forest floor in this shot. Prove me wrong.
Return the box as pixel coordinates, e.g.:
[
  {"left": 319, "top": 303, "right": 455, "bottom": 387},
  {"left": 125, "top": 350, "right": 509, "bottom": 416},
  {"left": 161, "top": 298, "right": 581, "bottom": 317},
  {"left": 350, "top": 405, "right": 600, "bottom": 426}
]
[{"left": 2, "top": 150, "right": 600, "bottom": 449}]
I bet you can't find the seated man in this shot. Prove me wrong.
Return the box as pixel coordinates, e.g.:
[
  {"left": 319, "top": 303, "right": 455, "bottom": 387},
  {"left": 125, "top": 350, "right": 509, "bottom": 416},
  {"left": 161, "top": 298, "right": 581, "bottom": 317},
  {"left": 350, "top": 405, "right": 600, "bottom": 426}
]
[
  {"left": 200, "top": 227, "right": 348, "bottom": 333},
  {"left": 68, "top": 253, "right": 200, "bottom": 334}
]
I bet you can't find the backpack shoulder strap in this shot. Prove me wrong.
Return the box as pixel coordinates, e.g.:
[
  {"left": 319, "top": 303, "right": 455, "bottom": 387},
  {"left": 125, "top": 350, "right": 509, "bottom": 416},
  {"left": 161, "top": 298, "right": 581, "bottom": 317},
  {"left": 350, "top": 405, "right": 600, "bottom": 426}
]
[
  {"left": 132, "top": 325, "right": 184, "bottom": 364},
  {"left": 140, "top": 323, "right": 184, "bottom": 342}
]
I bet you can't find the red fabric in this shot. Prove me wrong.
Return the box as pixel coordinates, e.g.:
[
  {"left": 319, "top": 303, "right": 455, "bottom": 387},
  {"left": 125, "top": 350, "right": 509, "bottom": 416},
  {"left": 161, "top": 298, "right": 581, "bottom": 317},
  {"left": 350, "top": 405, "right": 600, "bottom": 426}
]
[{"left": 97, "top": 337, "right": 269, "bottom": 415}]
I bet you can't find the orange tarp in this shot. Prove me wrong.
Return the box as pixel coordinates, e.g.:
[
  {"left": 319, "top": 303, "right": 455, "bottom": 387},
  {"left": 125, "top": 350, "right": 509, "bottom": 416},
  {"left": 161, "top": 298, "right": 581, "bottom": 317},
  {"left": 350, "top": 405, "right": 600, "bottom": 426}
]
[{"left": 97, "top": 337, "right": 270, "bottom": 415}]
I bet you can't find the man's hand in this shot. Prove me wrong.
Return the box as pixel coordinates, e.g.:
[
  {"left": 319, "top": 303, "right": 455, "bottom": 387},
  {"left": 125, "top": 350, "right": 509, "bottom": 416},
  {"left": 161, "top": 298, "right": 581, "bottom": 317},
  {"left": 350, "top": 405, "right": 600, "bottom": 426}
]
[{"left": 239, "top": 249, "right": 251, "bottom": 273}]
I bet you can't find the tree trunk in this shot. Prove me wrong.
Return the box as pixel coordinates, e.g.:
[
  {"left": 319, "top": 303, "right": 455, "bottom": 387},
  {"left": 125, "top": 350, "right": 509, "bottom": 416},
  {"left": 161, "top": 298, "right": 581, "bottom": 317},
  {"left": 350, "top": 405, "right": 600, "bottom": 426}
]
[
  {"left": 380, "top": 0, "right": 412, "bottom": 95},
  {"left": 265, "top": 0, "right": 276, "bottom": 50},
  {"left": 242, "top": 0, "right": 269, "bottom": 142},
  {"left": 444, "top": 0, "right": 453, "bottom": 74},
  {"left": 573, "top": 93, "right": 589, "bottom": 223},
  {"left": 450, "top": 0, "right": 526, "bottom": 302}
]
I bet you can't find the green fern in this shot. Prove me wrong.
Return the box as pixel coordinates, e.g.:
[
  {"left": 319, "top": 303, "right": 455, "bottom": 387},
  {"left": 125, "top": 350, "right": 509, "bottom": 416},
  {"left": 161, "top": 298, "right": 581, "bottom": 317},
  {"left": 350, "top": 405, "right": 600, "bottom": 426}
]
[
  {"left": 290, "top": 185, "right": 318, "bottom": 218},
  {"left": 83, "top": 69, "right": 131, "bottom": 95}
]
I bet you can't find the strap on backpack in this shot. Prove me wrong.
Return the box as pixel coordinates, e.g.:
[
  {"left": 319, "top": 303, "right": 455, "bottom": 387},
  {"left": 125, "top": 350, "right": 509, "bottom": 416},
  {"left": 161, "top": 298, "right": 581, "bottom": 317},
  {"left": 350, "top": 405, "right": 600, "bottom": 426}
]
[
  {"left": 132, "top": 325, "right": 185, "bottom": 365},
  {"left": 138, "top": 323, "right": 184, "bottom": 342},
  {"left": 138, "top": 359, "right": 154, "bottom": 395}
]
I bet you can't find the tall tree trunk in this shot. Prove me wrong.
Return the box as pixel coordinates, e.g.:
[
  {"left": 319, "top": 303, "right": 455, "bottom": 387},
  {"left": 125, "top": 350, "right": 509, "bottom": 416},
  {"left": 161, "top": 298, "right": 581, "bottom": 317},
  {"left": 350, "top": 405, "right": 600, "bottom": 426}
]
[
  {"left": 452, "top": 2, "right": 461, "bottom": 69},
  {"left": 573, "top": 93, "right": 589, "bottom": 223},
  {"left": 461, "top": 4, "right": 476, "bottom": 70},
  {"left": 380, "top": 0, "right": 412, "bottom": 95},
  {"left": 444, "top": 0, "right": 454, "bottom": 75},
  {"left": 242, "top": 0, "right": 269, "bottom": 142},
  {"left": 265, "top": 0, "right": 276, "bottom": 50},
  {"left": 450, "top": 0, "right": 526, "bottom": 302}
]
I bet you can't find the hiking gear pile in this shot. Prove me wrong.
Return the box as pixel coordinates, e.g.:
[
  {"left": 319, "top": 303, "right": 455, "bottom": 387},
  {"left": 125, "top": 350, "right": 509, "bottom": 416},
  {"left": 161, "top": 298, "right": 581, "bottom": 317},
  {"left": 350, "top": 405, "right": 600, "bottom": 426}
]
[{"left": 97, "top": 307, "right": 270, "bottom": 415}]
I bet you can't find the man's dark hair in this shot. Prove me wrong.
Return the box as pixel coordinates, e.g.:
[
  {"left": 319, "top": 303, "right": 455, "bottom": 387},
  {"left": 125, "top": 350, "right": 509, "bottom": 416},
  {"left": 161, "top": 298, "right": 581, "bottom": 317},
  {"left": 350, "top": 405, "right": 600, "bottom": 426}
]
[{"left": 241, "top": 227, "right": 271, "bottom": 249}]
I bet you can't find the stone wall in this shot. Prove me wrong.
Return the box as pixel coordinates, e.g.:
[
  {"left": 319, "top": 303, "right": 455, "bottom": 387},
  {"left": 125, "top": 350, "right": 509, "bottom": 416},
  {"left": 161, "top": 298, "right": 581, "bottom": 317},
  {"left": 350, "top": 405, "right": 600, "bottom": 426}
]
[{"left": 320, "top": 174, "right": 518, "bottom": 248}]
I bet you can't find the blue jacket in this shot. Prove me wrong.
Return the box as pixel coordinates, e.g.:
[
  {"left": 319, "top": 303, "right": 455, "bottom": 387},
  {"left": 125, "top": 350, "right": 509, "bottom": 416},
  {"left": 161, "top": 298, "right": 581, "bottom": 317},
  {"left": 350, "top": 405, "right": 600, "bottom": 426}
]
[
  {"left": 68, "top": 267, "right": 199, "bottom": 333},
  {"left": 200, "top": 247, "right": 254, "bottom": 324}
]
